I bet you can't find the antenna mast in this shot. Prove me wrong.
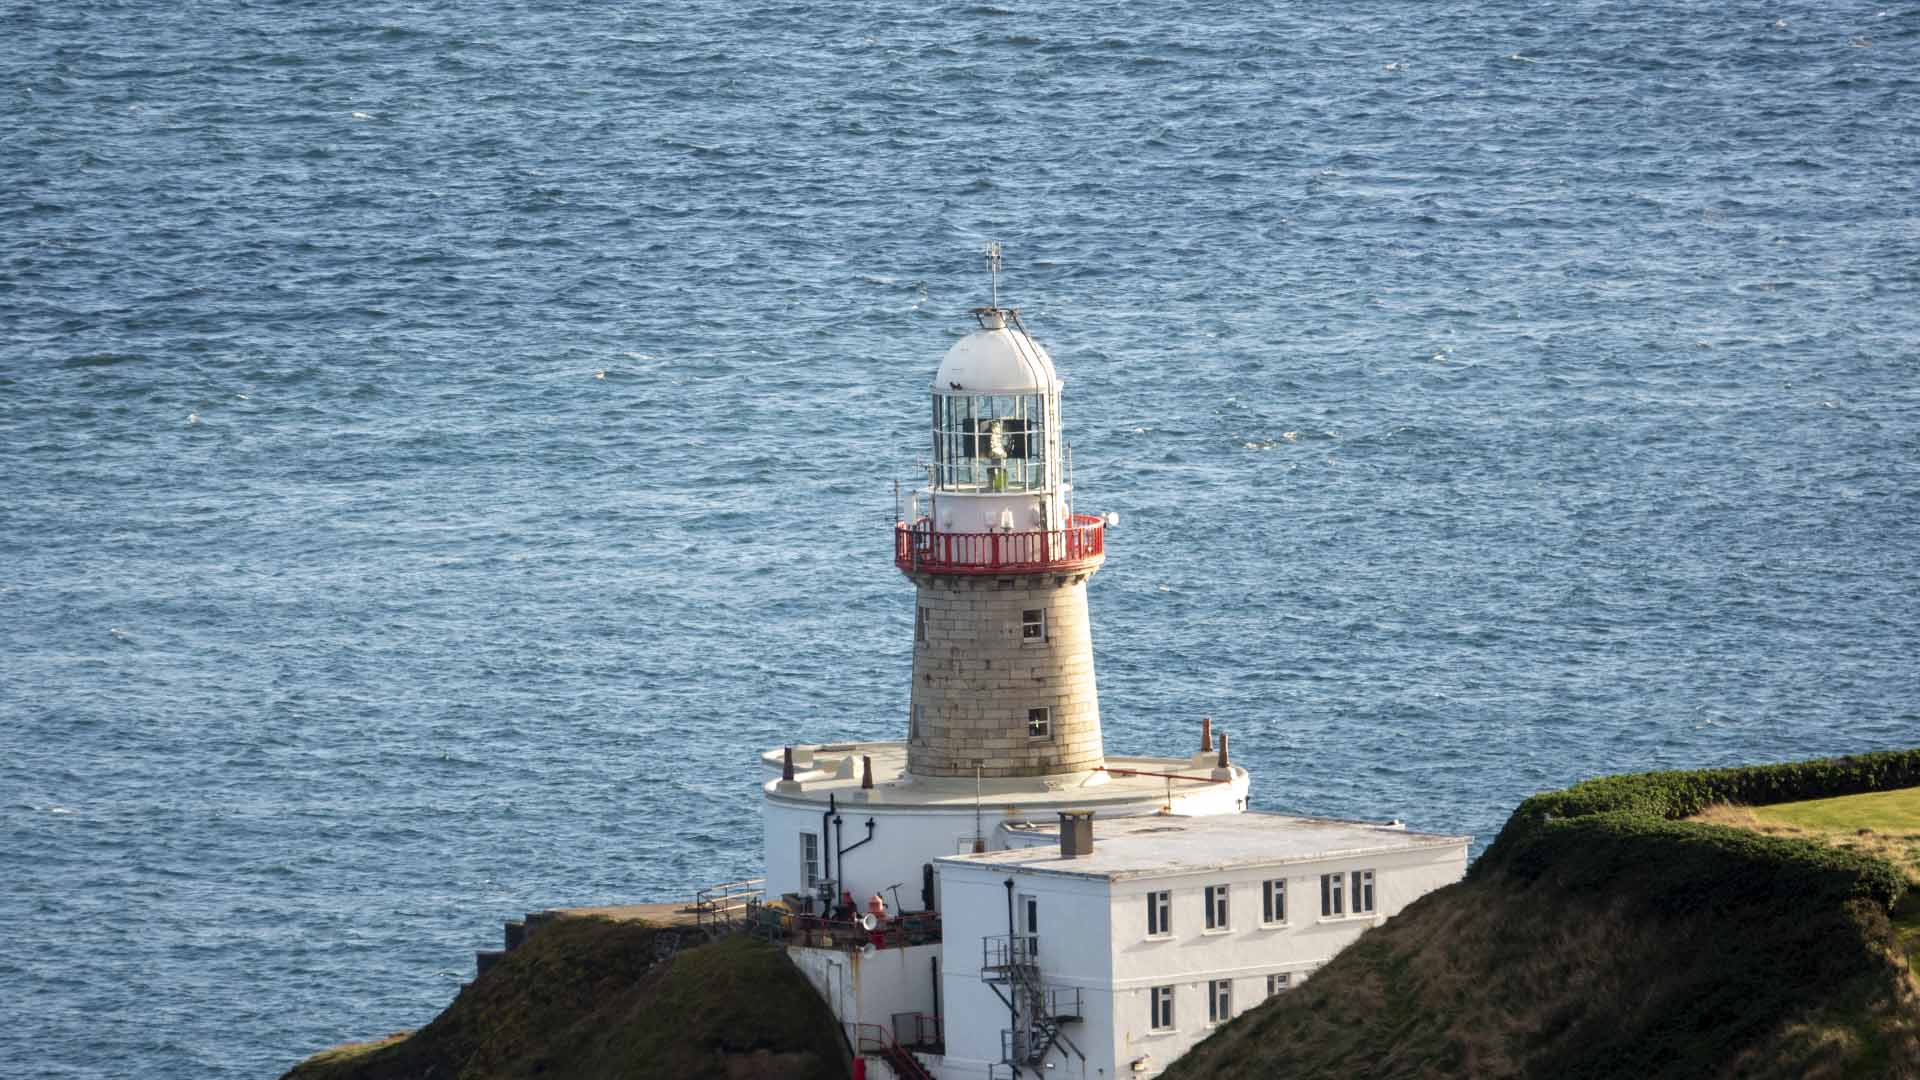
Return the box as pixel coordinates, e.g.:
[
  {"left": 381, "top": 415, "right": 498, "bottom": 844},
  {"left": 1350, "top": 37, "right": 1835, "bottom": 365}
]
[{"left": 986, "top": 241, "right": 1002, "bottom": 309}]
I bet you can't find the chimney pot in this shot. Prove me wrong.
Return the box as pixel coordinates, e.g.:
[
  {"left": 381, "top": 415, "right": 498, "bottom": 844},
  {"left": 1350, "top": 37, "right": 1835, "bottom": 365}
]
[
  {"left": 861, "top": 755, "right": 875, "bottom": 790},
  {"left": 1058, "top": 810, "right": 1094, "bottom": 858},
  {"left": 782, "top": 746, "right": 796, "bottom": 782},
  {"left": 1200, "top": 716, "right": 1213, "bottom": 753},
  {"left": 1217, "top": 731, "right": 1230, "bottom": 769}
]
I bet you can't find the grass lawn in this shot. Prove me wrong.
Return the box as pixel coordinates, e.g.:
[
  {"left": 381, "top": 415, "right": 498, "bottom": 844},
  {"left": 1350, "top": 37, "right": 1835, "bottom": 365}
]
[
  {"left": 1751, "top": 787, "right": 1920, "bottom": 836},
  {"left": 1693, "top": 786, "right": 1920, "bottom": 972}
]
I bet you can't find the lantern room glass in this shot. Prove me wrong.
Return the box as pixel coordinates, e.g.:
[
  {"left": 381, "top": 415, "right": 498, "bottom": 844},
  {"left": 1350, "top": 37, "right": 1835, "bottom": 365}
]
[{"left": 930, "top": 393, "right": 1048, "bottom": 492}]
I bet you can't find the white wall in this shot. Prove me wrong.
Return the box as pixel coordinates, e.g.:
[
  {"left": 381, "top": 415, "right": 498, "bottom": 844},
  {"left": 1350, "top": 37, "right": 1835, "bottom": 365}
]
[
  {"left": 763, "top": 799, "right": 991, "bottom": 913},
  {"left": 937, "top": 863, "right": 1114, "bottom": 1080},
  {"left": 937, "top": 870, "right": 1012, "bottom": 1077},
  {"left": 760, "top": 777, "right": 1249, "bottom": 916},
  {"left": 789, "top": 941, "right": 941, "bottom": 1037},
  {"left": 1104, "top": 841, "right": 1467, "bottom": 1075}
]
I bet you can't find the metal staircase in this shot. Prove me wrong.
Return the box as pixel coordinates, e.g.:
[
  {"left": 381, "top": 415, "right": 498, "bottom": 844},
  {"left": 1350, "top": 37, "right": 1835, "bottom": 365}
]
[
  {"left": 881, "top": 1040, "right": 935, "bottom": 1080},
  {"left": 980, "top": 934, "right": 1086, "bottom": 1076},
  {"left": 849, "top": 1022, "right": 936, "bottom": 1080}
]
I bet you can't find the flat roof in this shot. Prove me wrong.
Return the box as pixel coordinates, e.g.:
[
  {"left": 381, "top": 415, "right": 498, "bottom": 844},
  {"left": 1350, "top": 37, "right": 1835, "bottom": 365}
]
[
  {"left": 760, "top": 740, "right": 1248, "bottom": 810},
  {"left": 937, "top": 811, "right": 1470, "bottom": 881}
]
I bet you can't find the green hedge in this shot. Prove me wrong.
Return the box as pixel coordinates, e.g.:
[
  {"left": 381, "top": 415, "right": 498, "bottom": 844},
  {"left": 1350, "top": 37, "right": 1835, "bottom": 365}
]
[{"left": 1477, "top": 749, "right": 1920, "bottom": 913}]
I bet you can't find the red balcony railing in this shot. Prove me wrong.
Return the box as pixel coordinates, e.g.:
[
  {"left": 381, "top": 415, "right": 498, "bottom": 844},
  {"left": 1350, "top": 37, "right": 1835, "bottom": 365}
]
[{"left": 894, "top": 514, "right": 1106, "bottom": 575}]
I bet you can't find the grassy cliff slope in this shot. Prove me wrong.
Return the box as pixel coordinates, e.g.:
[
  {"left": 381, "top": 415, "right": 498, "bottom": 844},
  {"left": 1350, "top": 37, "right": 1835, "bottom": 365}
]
[
  {"left": 1164, "top": 751, "right": 1920, "bottom": 1080},
  {"left": 282, "top": 918, "right": 847, "bottom": 1080}
]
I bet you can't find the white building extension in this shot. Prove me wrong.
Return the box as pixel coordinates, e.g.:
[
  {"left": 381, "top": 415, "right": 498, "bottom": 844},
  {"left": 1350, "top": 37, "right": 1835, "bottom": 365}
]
[
  {"left": 758, "top": 740, "right": 1247, "bottom": 915},
  {"left": 933, "top": 812, "right": 1470, "bottom": 1080}
]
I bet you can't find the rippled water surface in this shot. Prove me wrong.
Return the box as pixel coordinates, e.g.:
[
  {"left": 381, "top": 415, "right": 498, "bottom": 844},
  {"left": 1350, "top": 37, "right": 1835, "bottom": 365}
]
[{"left": 4, "top": 1, "right": 1918, "bottom": 1076}]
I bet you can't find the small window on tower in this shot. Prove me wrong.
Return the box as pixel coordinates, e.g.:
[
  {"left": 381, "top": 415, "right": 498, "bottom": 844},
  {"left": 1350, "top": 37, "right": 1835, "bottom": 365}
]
[
  {"left": 916, "top": 606, "right": 929, "bottom": 647},
  {"left": 1022, "top": 609, "right": 1045, "bottom": 641},
  {"left": 1027, "top": 707, "right": 1051, "bottom": 739}
]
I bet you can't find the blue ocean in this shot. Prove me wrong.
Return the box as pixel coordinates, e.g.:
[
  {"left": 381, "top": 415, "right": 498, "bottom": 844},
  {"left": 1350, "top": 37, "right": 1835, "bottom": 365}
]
[{"left": 4, "top": 1, "right": 1916, "bottom": 1075}]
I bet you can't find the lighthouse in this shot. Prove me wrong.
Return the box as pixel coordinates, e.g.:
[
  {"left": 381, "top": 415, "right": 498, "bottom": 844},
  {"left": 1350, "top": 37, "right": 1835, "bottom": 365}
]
[
  {"left": 749, "top": 252, "right": 1469, "bottom": 1080},
  {"left": 898, "top": 289, "right": 1110, "bottom": 779},
  {"left": 758, "top": 248, "right": 1249, "bottom": 911}
]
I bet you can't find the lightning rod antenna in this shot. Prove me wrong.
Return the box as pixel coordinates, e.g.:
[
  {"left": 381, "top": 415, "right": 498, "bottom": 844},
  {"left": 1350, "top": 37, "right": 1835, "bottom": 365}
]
[{"left": 986, "top": 241, "right": 1002, "bottom": 309}]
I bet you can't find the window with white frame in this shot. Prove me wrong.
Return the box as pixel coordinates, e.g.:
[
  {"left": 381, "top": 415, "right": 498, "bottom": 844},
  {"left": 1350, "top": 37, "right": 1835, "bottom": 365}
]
[
  {"left": 1027, "top": 707, "right": 1050, "bottom": 739},
  {"left": 1022, "top": 608, "right": 1046, "bottom": 641},
  {"left": 1204, "top": 884, "right": 1229, "bottom": 930},
  {"left": 1208, "top": 979, "right": 1232, "bottom": 1024},
  {"left": 1320, "top": 872, "right": 1344, "bottom": 917},
  {"left": 1149, "top": 985, "right": 1175, "bottom": 1031},
  {"left": 1146, "top": 890, "right": 1172, "bottom": 937},
  {"left": 1266, "top": 972, "right": 1291, "bottom": 997},
  {"left": 800, "top": 832, "right": 819, "bottom": 890},
  {"left": 1352, "top": 869, "right": 1375, "bottom": 914},
  {"left": 1262, "top": 878, "right": 1287, "bottom": 924}
]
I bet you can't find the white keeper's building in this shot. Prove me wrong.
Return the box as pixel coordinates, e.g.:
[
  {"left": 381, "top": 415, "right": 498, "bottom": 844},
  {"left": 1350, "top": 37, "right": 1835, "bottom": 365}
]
[
  {"left": 754, "top": 254, "right": 1469, "bottom": 1080},
  {"left": 936, "top": 812, "right": 1468, "bottom": 1079}
]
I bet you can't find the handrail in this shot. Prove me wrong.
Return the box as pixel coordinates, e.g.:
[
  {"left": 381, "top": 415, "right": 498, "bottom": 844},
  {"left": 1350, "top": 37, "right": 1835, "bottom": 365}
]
[
  {"left": 850, "top": 1022, "right": 937, "bottom": 1080},
  {"left": 848, "top": 1022, "right": 892, "bottom": 1056},
  {"left": 980, "top": 932, "right": 1036, "bottom": 972},
  {"left": 895, "top": 514, "right": 1106, "bottom": 575},
  {"left": 893, "top": 1010, "right": 943, "bottom": 1051},
  {"left": 1098, "top": 765, "right": 1232, "bottom": 784},
  {"left": 693, "top": 877, "right": 764, "bottom": 930},
  {"left": 765, "top": 909, "right": 943, "bottom": 952}
]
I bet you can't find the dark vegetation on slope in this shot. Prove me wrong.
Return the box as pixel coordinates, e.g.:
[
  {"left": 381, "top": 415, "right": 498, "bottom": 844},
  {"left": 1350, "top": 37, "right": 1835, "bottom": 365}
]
[
  {"left": 1164, "top": 750, "right": 1920, "bottom": 1080},
  {"left": 282, "top": 918, "right": 847, "bottom": 1080}
]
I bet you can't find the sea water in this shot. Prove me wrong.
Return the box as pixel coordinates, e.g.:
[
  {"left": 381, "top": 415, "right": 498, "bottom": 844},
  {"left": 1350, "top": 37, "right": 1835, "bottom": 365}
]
[{"left": 2, "top": 1, "right": 1916, "bottom": 1076}]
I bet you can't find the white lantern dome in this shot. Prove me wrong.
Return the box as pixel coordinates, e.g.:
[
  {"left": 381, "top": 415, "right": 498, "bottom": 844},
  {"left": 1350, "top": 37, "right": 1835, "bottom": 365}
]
[{"left": 930, "top": 310, "right": 1060, "bottom": 397}]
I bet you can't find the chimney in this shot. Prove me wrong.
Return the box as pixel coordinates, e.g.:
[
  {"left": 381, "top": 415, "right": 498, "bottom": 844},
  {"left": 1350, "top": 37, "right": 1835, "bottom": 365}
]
[
  {"left": 1211, "top": 732, "right": 1233, "bottom": 782},
  {"left": 774, "top": 746, "right": 803, "bottom": 794},
  {"left": 861, "top": 755, "right": 875, "bottom": 790},
  {"left": 1200, "top": 716, "right": 1213, "bottom": 753},
  {"left": 1058, "top": 810, "right": 1094, "bottom": 858}
]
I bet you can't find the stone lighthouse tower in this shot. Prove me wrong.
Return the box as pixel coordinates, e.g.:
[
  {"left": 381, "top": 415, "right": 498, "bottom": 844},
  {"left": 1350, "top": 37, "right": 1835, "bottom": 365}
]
[{"left": 895, "top": 250, "right": 1109, "bottom": 779}]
